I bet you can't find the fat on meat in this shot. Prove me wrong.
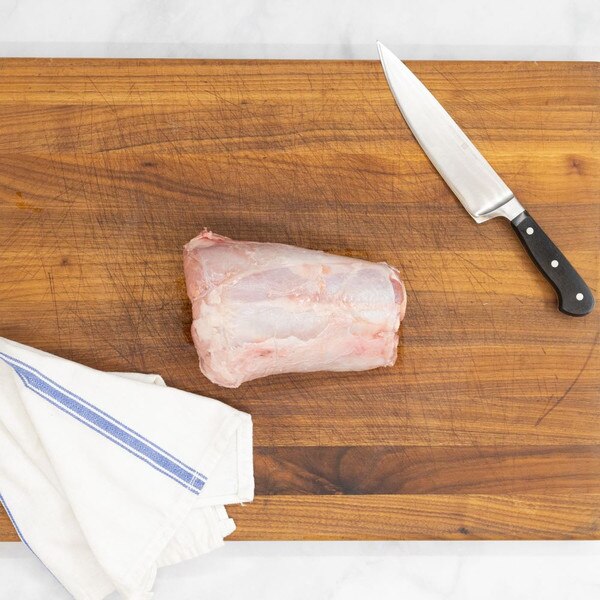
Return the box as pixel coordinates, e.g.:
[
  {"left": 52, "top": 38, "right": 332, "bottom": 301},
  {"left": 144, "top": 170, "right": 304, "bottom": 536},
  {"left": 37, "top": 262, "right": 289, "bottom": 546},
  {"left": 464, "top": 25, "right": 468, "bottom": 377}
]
[{"left": 183, "top": 230, "right": 407, "bottom": 388}]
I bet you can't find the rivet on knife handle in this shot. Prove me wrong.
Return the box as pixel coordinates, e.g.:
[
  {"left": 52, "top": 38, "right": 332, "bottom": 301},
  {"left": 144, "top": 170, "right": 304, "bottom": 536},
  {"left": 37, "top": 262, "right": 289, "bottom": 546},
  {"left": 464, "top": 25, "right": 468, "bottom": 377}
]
[
  {"left": 377, "top": 42, "right": 595, "bottom": 317},
  {"left": 511, "top": 211, "right": 595, "bottom": 316}
]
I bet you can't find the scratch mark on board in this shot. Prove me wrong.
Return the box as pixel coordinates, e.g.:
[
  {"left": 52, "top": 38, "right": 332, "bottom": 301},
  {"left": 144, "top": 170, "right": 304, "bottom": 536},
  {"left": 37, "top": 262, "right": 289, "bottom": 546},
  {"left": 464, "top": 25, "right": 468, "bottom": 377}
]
[{"left": 535, "top": 331, "right": 599, "bottom": 426}]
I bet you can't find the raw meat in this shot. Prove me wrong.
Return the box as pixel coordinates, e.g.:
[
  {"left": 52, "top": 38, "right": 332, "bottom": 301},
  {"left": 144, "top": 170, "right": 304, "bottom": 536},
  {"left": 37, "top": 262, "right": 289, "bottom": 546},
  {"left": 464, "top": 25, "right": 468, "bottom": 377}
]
[{"left": 183, "top": 230, "right": 407, "bottom": 388}]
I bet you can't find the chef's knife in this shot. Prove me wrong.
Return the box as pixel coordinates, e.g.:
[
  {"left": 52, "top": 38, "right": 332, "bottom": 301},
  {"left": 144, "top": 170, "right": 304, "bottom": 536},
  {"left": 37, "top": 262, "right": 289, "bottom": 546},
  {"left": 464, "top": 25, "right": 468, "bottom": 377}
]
[{"left": 377, "top": 42, "right": 594, "bottom": 317}]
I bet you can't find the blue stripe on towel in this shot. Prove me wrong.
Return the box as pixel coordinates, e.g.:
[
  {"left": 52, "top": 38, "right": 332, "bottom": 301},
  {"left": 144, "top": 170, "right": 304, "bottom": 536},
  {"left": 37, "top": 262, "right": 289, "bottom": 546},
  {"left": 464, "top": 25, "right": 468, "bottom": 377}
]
[
  {"left": 0, "top": 492, "right": 33, "bottom": 549},
  {"left": 1, "top": 354, "right": 206, "bottom": 483},
  {"left": 0, "top": 492, "right": 65, "bottom": 588},
  {"left": 0, "top": 352, "right": 206, "bottom": 494}
]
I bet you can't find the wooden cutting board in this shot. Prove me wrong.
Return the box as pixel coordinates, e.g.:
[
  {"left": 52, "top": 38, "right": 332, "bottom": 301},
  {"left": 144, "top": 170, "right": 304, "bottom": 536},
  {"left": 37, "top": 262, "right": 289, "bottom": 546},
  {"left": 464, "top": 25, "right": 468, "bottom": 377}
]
[{"left": 0, "top": 59, "right": 598, "bottom": 541}]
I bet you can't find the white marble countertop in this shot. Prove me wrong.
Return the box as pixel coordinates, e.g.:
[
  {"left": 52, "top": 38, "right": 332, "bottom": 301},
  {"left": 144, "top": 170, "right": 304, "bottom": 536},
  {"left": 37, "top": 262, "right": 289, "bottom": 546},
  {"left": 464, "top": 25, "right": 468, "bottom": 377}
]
[
  {"left": 2, "top": 541, "right": 600, "bottom": 599},
  {"left": 0, "top": 0, "right": 598, "bottom": 60},
  {"left": 0, "top": 1, "right": 599, "bottom": 599}
]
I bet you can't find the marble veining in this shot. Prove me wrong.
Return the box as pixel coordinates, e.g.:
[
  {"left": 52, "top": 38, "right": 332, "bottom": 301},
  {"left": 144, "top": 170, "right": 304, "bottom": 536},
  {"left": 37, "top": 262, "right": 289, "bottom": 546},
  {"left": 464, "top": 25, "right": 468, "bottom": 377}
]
[
  {"left": 0, "top": 0, "right": 598, "bottom": 59},
  {"left": 1, "top": 542, "right": 599, "bottom": 599}
]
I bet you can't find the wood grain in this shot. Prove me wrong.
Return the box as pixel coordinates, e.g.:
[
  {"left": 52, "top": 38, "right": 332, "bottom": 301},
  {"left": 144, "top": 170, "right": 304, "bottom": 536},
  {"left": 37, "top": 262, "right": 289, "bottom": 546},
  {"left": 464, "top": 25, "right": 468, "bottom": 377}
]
[
  {"left": 0, "top": 59, "right": 598, "bottom": 540},
  {"left": 225, "top": 495, "right": 600, "bottom": 540}
]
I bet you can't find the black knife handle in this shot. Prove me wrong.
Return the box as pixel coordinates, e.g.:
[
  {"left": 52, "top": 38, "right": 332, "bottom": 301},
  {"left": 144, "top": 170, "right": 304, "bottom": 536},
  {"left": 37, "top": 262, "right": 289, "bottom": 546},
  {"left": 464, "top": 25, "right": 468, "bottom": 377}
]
[{"left": 511, "top": 211, "right": 594, "bottom": 316}]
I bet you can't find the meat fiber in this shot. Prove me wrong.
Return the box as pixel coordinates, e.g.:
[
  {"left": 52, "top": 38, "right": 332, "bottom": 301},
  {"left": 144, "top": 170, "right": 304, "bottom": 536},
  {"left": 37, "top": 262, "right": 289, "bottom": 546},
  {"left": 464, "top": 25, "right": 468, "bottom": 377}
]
[{"left": 183, "top": 231, "right": 407, "bottom": 388}]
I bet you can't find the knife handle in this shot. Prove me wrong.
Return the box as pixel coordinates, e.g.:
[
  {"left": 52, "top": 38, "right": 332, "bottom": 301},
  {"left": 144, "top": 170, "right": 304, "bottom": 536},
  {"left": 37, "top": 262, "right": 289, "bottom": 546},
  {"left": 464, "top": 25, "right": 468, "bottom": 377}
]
[{"left": 511, "top": 211, "right": 595, "bottom": 316}]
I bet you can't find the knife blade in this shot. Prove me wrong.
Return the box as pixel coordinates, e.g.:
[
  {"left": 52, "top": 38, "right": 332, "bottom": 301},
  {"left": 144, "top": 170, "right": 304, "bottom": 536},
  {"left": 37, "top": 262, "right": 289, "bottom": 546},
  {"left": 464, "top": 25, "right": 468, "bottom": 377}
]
[{"left": 377, "top": 42, "right": 594, "bottom": 317}]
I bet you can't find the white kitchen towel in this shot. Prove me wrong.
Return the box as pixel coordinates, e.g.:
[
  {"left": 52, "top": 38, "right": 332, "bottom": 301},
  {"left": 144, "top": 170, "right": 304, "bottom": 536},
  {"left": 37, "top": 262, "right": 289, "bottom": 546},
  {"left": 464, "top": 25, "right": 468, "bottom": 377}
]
[{"left": 0, "top": 337, "right": 253, "bottom": 600}]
